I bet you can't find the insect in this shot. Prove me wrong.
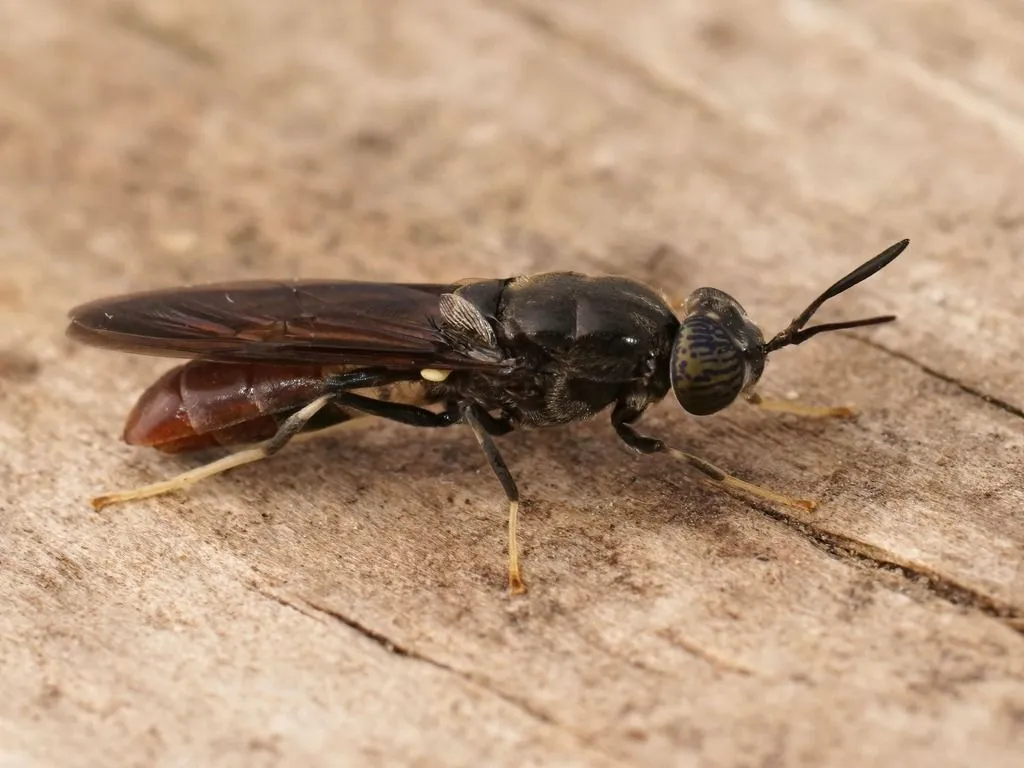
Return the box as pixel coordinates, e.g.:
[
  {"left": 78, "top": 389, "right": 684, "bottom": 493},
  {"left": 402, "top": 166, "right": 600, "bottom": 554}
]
[{"left": 67, "top": 238, "right": 909, "bottom": 594}]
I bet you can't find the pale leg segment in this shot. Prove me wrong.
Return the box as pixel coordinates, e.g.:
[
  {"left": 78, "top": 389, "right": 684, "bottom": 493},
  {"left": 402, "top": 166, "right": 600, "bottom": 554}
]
[
  {"left": 91, "top": 396, "right": 363, "bottom": 509},
  {"left": 461, "top": 404, "right": 525, "bottom": 595},
  {"left": 612, "top": 403, "right": 818, "bottom": 512},
  {"left": 745, "top": 391, "right": 854, "bottom": 419},
  {"left": 664, "top": 447, "right": 817, "bottom": 511}
]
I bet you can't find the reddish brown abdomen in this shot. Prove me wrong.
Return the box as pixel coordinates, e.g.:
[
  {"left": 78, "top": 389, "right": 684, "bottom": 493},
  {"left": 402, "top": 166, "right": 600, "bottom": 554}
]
[{"left": 123, "top": 362, "right": 334, "bottom": 453}]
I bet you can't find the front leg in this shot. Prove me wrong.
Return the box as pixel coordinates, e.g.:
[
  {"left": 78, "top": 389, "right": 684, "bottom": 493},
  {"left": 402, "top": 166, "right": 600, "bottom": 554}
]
[
  {"left": 610, "top": 400, "right": 816, "bottom": 511},
  {"left": 744, "top": 391, "right": 854, "bottom": 419},
  {"left": 611, "top": 400, "right": 663, "bottom": 454}
]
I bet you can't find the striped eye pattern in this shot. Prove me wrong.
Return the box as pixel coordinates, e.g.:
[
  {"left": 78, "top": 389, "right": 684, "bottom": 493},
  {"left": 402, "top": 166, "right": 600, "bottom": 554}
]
[{"left": 670, "top": 315, "right": 748, "bottom": 416}]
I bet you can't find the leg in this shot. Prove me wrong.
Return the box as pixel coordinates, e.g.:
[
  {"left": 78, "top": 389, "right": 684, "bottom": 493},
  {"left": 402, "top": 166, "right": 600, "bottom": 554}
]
[
  {"left": 92, "top": 394, "right": 339, "bottom": 509},
  {"left": 611, "top": 402, "right": 816, "bottom": 512},
  {"left": 744, "top": 391, "right": 854, "bottom": 419},
  {"left": 468, "top": 407, "right": 515, "bottom": 437},
  {"left": 93, "top": 391, "right": 467, "bottom": 510},
  {"left": 332, "top": 391, "right": 459, "bottom": 427},
  {"left": 92, "top": 367, "right": 432, "bottom": 507},
  {"left": 461, "top": 403, "right": 525, "bottom": 595},
  {"left": 331, "top": 396, "right": 525, "bottom": 592},
  {"left": 334, "top": 393, "right": 516, "bottom": 436}
]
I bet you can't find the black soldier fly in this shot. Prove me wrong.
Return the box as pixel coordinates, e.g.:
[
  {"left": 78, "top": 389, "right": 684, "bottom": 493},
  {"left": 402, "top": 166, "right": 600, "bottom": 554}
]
[{"left": 66, "top": 238, "right": 909, "bottom": 593}]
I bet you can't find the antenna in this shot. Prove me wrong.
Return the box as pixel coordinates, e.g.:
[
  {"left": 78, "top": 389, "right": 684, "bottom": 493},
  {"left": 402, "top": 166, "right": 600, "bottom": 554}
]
[{"left": 764, "top": 238, "right": 909, "bottom": 353}]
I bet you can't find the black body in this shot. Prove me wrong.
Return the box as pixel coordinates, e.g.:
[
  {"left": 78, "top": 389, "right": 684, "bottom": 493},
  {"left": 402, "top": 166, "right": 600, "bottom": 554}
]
[
  {"left": 67, "top": 272, "right": 684, "bottom": 443},
  {"left": 429, "top": 273, "right": 678, "bottom": 428},
  {"left": 67, "top": 238, "right": 910, "bottom": 593},
  {"left": 68, "top": 238, "right": 910, "bottom": 454}
]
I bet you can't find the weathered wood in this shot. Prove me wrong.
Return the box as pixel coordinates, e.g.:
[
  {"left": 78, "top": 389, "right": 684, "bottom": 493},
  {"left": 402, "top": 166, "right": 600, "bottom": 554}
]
[{"left": 1, "top": 1, "right": 1021, "bottom": 766}]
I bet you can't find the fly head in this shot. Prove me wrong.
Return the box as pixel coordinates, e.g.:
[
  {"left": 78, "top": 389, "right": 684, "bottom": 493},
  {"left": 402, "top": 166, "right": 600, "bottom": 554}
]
[{"left": 669, "top": 238, "right": 909, "bottom": 416}]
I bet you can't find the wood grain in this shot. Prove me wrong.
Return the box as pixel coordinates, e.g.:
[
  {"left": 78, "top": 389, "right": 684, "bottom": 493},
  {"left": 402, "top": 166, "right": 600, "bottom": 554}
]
[{"left": 1, "top": 1, "right": 1021, "bottom": 766}]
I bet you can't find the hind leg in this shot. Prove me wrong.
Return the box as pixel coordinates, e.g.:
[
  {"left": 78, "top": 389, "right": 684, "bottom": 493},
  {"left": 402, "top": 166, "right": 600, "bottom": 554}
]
[{"left": 91, "top": 395, "right": 342, "bottom": 509}]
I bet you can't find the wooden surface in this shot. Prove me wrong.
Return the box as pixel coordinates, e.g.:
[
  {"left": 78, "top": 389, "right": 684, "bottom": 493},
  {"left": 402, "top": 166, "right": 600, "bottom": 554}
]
[{"left": 2, "top": 1, "right": 1022, "bottom": 765}]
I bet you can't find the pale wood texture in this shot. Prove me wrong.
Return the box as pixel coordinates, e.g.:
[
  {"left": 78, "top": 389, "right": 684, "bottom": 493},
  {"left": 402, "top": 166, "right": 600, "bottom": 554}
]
[{"left": 1, "top": 1, "right": 1022, "bottom": 766}]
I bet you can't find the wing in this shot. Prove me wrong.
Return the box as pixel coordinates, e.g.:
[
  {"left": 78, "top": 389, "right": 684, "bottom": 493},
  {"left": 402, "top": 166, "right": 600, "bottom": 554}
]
[{"left": 66, "top": 279, "right": 506, "bottom": 369}]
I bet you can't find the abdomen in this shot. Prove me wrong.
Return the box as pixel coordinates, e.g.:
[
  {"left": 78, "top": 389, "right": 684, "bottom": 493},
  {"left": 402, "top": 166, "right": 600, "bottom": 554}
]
[{"left": 122, "top": 361, "right": 342, "bottom": 453}]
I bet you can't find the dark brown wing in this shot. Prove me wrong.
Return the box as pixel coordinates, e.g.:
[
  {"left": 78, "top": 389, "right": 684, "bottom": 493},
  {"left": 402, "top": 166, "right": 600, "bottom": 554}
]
[{"left": 66, "top": 279, "right": 505, "bottom": 369}]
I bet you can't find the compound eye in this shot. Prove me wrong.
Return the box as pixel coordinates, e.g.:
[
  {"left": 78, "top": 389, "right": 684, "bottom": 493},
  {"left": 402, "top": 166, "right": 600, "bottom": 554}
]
[{"left": 670, "top": 315, "right": 747, "bottom": 415}]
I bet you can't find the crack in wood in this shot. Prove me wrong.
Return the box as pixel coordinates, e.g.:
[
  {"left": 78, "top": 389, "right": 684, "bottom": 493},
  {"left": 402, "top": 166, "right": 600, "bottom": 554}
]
[
  {"left": 855, "top": 336, "right": 1024, "bottom": 421},
  {"left": 749, "top": 503, "right": 1024, "bottom": 639},
  {"left": 249, "top": 583, "right": 633, "bottom": 761},
  {"left": 252, "top": 584, "right": 433, "bottom": 661},
  {"left": 562, "top": 615, "right": 758, "bottom": 679}
]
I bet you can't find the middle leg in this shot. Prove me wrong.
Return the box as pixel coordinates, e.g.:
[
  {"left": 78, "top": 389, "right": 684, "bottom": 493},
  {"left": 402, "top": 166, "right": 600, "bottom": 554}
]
[
  {"left": 335, "top": 394, "right": 525, "bottom": 592},
  {"left": 460, "top": 403, "right": 525, "bottom": 595}
]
